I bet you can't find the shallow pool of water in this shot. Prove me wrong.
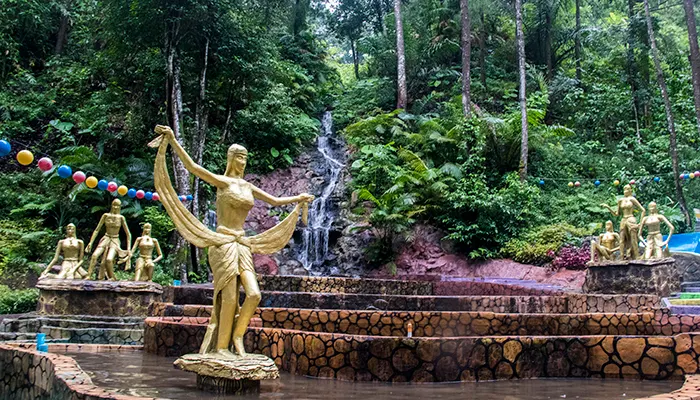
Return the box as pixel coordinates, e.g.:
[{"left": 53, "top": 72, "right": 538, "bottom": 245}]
[{"left": 62, "top": 350, "right": 682, "bottom": 400}]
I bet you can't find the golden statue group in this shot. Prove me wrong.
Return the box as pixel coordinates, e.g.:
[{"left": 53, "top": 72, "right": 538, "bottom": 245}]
[
  {"left": 590, "top": 184, "right": 675, "bottom": 263},
  {"left": 40, "top": 199, "right": 163, "bottom": 282}
]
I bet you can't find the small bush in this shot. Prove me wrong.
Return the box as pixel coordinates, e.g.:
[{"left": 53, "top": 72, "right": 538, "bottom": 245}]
[
  {"left": 551, "top": 243, "right": 591, "bottom": 270},
  {"left": 501, "top": 223, "right": 590, "bottom": 266},
  {"left": 0, "top": 285, "right": 39, "bottom": 314}
]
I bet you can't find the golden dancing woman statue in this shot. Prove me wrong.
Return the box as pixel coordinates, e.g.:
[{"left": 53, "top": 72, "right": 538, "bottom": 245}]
[
  {"left": 638, "top": 202, "right": 674, "bottom": 260},
  {"left": 601, "top": 184, "right": 645, "bottom": 260},
  {"left": 149, "top": 125, "right": 312, "bottom": 358},
  {"left": 40, "top": 223, "right": 87, "bottom": 280},
  {"left": 131, "top": 223, "right": 163, "bottom": 281}
]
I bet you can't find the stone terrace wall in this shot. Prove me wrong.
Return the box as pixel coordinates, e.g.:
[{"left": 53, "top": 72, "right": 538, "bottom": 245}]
[
  {"left": 144, "top": 318, "right": 700, "bottom": 382},
  {"left": 432, "top": 281, "right": 562, "bottom": 296},
  {"left": 0, "top": 343, "right": 150, "bottom": 400}
]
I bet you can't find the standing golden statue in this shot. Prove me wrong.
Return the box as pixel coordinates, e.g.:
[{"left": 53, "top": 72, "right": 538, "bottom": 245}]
[
  {"left": 85, "top": 199, "right": 132, "bottom": 280},
  {"left": 149, "top": 125, "right": 312, "bottom": 358},
  {"left": 601, "top": 184, "right": 645, "bottom": 260},
  {"left": 131, "top": 223, "right": 163, "bottom": 281},
  {"left": 40, "top": 223, "right": 87, "bottom": 280},
  {"left": 638, "top": 202, "right": 675, "bottom": 259},
  {"left": 589, "top": 220, "right": 620, "bottom": 263}
]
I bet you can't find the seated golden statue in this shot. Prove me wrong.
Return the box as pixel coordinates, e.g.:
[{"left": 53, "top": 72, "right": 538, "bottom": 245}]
[
  {"left": 85, "top": 199, "right": 132, "bottom": 280},
  {"left": 638, "top": 202, "right": 674, "bottom": 260},
  {"left": 131, "top": 223, "right": 163, "bottom": 281},
  {"left": 149, "top": 125, "right": 313, "bottom": 358},
  {"left": 40, "top": 223, "right": 87, "bottom": 280},
  {"left": 601, "top": 184, "right": 645, "bottom": 260},
  {"left": 589, "top": 220, "right": 620, "bottom": 264}
]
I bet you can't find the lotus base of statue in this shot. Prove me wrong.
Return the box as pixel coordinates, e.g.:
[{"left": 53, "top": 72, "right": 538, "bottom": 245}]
[{"left": 174, "top": 353, "right": 279, "bottom": 394}]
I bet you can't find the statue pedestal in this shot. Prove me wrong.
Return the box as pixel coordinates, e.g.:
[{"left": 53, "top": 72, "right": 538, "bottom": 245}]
[
  {"left": 174, "top": 353, "right": 279, "bottom": 395},
  {"left": 583, "top": 258, "right": 680, "bottom": 296},
  {"left": 35, "top": 279, "right": 163, "bottom": 316}
]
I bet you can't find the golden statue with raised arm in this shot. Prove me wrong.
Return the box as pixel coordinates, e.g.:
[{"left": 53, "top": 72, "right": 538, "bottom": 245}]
[
  {"left": 638, "top": 202, "right": 675, "bottom": 260},
  {"left": 601, "top": 184, "right": 645, "bottom": 260},
  {"left": 85, "top": 199, "right": 132, "bottom": 280},
  {"left": 149, "top": 125, "right": 313, "bottom": 358},
  {"left": 588, "top": 220, "right": 620, "bottom": 264},
  {"left": 131, "top": 223, "right": 163, "bottom": 281},
  {"left": 40, "top": 223, "right": 87, "bottom": 280}
]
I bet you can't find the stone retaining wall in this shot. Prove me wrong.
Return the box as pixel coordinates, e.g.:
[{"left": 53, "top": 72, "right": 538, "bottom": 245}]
[
  {"left": 143, "top": 317, "right": 700, "bottom": 382},
  {"left": 0, "top": 343, "right": 149, "bottom": 400}
]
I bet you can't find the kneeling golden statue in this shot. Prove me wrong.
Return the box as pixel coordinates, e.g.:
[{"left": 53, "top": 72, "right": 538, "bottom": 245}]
[
  {"left": 589, "top": 220, "right": 620, "bottom": 264},
  {"left": 40, "top": 223, "right": 87, "bottom": 280}
]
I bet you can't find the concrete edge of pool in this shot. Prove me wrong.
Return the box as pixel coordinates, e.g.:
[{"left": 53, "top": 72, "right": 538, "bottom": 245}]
[{"left": 1, "top": 343, "right": 699, "bottom": 400}]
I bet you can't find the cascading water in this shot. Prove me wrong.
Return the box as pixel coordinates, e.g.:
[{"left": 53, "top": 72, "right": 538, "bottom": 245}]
[{"left": 298, "top": 111, "right": 344, "bottom": 270}]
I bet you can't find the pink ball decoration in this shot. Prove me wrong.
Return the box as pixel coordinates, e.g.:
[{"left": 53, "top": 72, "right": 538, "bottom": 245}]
[
  {"left": 574, "top": 181, "right": 581, "bottom": 187},
  {"left": 72, "top": 171, "right": 86, "bottom": 184},
  {"left": 695, "top": 171, "right": 700, "bottom": 178},
  {"left": 136, "top": 190, "right": 145, "bottom": 199},
  {"left": 152, "top": 192, "right": 160, "bottom": 201},
  {"left": 630, "top": 179, "right": 636, "bottom": 185},
  {"left": 37, "top": 157, "right": 53, "bottom": 172},
  {"left": 107, "top": 181, "right": 118, "bottom": 192}
]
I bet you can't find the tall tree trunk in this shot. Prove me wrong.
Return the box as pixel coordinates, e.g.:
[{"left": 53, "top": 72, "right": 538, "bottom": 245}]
[
  {"left": 394, "top": 0, "right": 407, "bottom": 109},
  {"left": 643, "top": 0, "right": 691, "bottom": 226},
  {"left": 545, "top": 12, "right": 553, "bottom": 80},
  {"left": 479, "top": 10, "right": 487, "bottom": 90},
  {"left": 55, "top": 0, "right": 71, "bottom": 54},
  {"left": 166, "top": 31, "right": 192, "bottom": 283},
  {"left": 515, "top": 0, "right": 529, "bottom": 182},
  {"left": 627, "top": 0, "right": 641, "bottom": 126},
  {"left": 460, "top": 0, "right": 471, "bottom": 117},
  {"left": 684, "top": 0, "right": 700, "bottom": 135},
  {"left": 191, "top": 37, "right": 210, "bottom": 275},
  {"left": 375, "top": 0, "right": 387, "bottom": 35},
  {"left": 351, "top": 39, "right": 360, "bottom": 79},
  {"left": 575, "top": 0, "right": 582, "bottom": 83}
]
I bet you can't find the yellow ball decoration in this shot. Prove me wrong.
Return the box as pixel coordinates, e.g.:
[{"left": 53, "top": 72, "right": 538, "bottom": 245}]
[
  {"left": 16, "top": 150, "right": 33, "bottom": 166},
  {"left": 613, "top": 179, "right": 620, "bottom": 186},
  {"left": 117, "top": 185, "right": 128, "bottom": 196},
  {"left": 568, "top": 182, "right": 574, "bottom": 187},
  {"left": 85, "top": 176, "right": 98, "bottom": 188}
]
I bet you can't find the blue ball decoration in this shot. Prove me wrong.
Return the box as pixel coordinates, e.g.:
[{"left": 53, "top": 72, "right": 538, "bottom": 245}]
[
  {"left": 97, "top": 179, "right": 108, "bottom": 190},
  {"left": 144, "top": 191, "right": 153, "bottom": 201},
  {"left": 685, "top": 173, "right": 691, "bottom": 180},
  {"left": 57, "top": 165, "right": 72, "bottom": 179},
  {"left": 186, "top": 195, "right": 193, "bottom": 201},
  {"left": 538, "top": 180, "right": 545, "bottom": 186},
  {"left": 127, "top": 188, "right": 137, "bottom": 198},
  {"left": 594, "top": 180, "right": 601, "bottom": 187},
  {"left": 0, "top": 140, "right": 11, "bottom": 157},
  {"left": 654, "top": 176, "right": 660, "bottom": 183}
]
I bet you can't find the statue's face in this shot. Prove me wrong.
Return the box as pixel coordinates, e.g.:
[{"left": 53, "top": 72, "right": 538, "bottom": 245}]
[
  {"left": 623, "top": 185, "right": 632, "bottom": 196},
  {"left": 111, "top": 204, "right": 121, "bottom": 214},
  {"left": 605, "top": 221, "right": 613, "bottom": 231},
  {"left": 66, "top": 225, "right": 75, "bottom": 236},
  {"left": 230, "top": 152, "right": 247, "bottom": 171},
  {"left": 143, "top": 226, "right": 151, "bottom": 236},
  {"left": 649, "top": 203, "right": 658, "bottom": 214}
]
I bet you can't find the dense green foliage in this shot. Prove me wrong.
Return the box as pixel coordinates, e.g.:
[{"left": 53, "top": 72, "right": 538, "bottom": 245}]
[
  {"left": 331, "top": 0, "right": 700, "bottom": 264},
  {"left": 0, "top": 285, "right": 39, "bottom": 314}
]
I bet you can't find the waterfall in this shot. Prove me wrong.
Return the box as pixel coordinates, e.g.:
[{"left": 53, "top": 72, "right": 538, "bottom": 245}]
[{"left": 298, "top": 111, "right": 344, "bottom": 270}]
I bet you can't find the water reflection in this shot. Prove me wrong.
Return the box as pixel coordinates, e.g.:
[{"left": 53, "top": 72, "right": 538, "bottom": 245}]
[{"left": 63, "top": 350, "right": 682, "bottom": 400}]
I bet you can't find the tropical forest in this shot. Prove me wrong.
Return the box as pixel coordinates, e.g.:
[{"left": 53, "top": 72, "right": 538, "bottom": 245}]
[{"left": 1, "top": 0, "right": 700, "bottom": 312}]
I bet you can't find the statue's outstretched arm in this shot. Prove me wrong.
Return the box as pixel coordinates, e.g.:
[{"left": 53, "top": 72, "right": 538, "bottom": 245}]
[
  {"left": 660, "top": 216, "right": 675, "bottom": 246},
  {"left": 130, "top": 237, "right": 141, "bottom": 256},
  {"left": 42, "top": 241, "right": 63, "bottom": 276},
  {"left": 155, "top": 125, "right": 226, "bottom": 188},
  {"left": 153, "top": 239, "right": 163, "bottom": 264},
  {"left": 251, "top": 184, "right": 314, "bottom": 207},
  {"left": 86, "top": 214, "right": 106, "bottom": 252},
  {"left": 601, "top": 202, "right": 618, "bottom": 216}
]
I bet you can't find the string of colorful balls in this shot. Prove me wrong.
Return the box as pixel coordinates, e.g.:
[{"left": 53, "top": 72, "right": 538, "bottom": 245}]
[
  {"left": 537, "top": 174, "right": 700, "bottom": 187},
  {"left": 0, "top": 140, "right": 193, "bottom": 202}
]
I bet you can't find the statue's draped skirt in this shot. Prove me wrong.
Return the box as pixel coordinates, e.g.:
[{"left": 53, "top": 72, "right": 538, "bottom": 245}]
[{"left": 150, "top": 135, "right": 302, "bottom": 354}]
